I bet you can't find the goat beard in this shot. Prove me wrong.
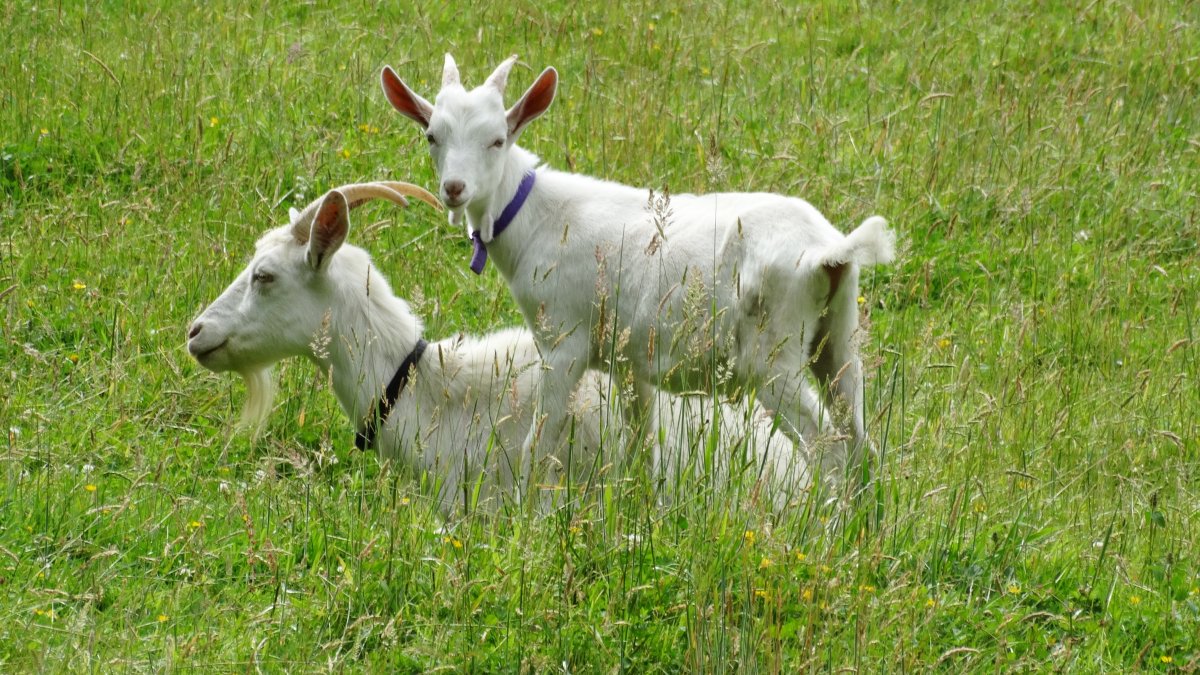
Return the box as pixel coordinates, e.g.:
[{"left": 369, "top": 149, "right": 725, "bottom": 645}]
[{"left": 237, "top": 366, "right": 276, "bottom": 434}]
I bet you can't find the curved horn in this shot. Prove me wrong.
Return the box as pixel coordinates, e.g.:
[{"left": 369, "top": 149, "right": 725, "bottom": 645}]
[
  {"left": 484, "top": 54, "right": 519, "bottom": 94},
  {"left": 371, "top": 181, "right": 443, "bottom": 211},
  {"left": 442, "top": 53, "right": 461, "bottom": 89},
  {"left": 290, "top": 182, "right": 443, "bottom": 241}
]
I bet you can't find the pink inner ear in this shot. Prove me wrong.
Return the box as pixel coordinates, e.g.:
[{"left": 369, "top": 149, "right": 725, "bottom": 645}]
[
  {"left": 311, "top": 193, "right": 347, "bottom": 262},
  {"left": 528, "top": 69, "right": 558, "bottom": 110},
  {"left": 382, "top": 67, "right": 432, "bottom": 127},
  {"left": 508, "top": 68, "right": 558, "bottom": 136}
]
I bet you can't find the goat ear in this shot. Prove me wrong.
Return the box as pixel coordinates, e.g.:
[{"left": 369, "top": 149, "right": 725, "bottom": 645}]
[
  {"left": 442, "top": 53, "right": 461, "bottom": 89},
  {"left": 307, "top": 190, "right": 349, "bottom": 271},
  {"left": 506, "top": 67, "right": 557, "bottom": 139},
  {"left": 484, "top": 54, "right": 519, "bottom": 94},
  {"left": 381, "top": 66, "right": 433, "bottom": 129}
]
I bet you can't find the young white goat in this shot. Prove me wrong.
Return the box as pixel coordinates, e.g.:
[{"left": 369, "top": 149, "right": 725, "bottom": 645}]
[
  {"left": 380, "top": 55, "right": 895, "bottom": 489},
  {"left": 187, "top": 183, "right": 813, "bottom": 514}
]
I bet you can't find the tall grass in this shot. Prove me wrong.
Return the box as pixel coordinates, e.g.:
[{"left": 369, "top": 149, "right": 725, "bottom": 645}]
[{"left": 2, "top": 0, "right": 1197, "bottom": 670}]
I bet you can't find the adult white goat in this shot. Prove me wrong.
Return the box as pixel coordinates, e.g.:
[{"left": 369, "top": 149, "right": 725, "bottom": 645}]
[
  {"left": 187, "top": 182, "right": 813, "bottom": 514},
  {"left": 380, "top": 55, "right": 895, "bottom": 489}
]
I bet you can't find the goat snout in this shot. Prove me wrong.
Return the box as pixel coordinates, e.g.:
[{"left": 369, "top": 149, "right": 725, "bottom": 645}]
[
  {"left": 442, "top": 179, "right": 466, "bottom": 204},
  {"left": 186, "top": 321, "right": 228, "bottom": 362}
]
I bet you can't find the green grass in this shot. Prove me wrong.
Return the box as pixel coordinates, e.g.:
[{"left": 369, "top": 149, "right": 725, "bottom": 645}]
[{"left": 2, "top": 0, "right": 1198, "bottom": 670}]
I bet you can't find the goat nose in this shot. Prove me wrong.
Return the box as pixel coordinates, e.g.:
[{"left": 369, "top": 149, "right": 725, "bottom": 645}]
[
  {"left": 188, "top": 322, "right": 202, "bottom": 339},
  {"left": 443, "top": 180, "right": 465, "bottom": 200}
]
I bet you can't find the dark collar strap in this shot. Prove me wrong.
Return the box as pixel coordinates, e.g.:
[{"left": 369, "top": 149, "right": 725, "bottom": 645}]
[
  {"left": 355, "top": 338, "right": 428, "bottom": 451},
  {"left": 469, "top": 169, "right": 537, "bottom": 274}
]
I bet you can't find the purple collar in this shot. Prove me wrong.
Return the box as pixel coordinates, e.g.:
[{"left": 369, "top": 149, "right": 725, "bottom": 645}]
[{"left": 470, "top": 170, "right": 536, "bottom": 274}]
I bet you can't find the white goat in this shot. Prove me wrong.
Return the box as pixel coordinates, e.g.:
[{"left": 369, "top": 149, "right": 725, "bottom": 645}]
[
  {"left": 187, "top": 183, "right": 812, "bottom": 514},
  {"left": 380, "top": 55, "right": 895, "bottom": 490}
]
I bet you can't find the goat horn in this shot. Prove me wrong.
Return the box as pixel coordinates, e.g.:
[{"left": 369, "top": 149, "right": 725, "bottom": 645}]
[
  {"left": 442, "top": 53, "right": 461, "bottom": 89},
  {"left": 291, "top": 182, "right": 443, "bottom": 241},
  {"left": 375, "top": 181, "right": 443, "bottom": 211},
  {"left": 484, "top": 54, "right": 519, "bottom": 94},
  {"left": 338, "top": 182, "right": 442, "bottom": 212}
]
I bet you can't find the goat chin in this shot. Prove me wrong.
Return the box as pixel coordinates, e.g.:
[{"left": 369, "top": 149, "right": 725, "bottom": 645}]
[{"left": 237, "top": 366, "right": 276, "bottom": 433}]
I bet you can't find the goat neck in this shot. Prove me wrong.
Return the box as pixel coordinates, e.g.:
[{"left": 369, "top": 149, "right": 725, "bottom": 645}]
[
  {"left": 465, "top": 146, "right": 545, "bottom": 277},
  {"left": 319, "top": 253, "right": 428, "bottom": 427}
]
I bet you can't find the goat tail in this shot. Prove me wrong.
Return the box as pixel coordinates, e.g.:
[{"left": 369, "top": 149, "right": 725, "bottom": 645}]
[
  {"left": 237, "top": 366, "right": 276, "bottom": 435},
  {"left": 821, "top": 216, "right": 896, "bottom": 268}
]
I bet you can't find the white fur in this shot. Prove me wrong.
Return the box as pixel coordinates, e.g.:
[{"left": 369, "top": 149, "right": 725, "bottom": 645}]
[
  {"left": 188, "top": 185, "right": 813, "bottom": 514},
  {"left": 381, "top": 56, "right": 896, "bottom": 489}
]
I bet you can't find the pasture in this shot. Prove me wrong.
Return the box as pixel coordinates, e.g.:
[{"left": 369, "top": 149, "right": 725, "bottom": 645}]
[{"left": 2, "top": 0, "right": 1197, "bottom": 670}]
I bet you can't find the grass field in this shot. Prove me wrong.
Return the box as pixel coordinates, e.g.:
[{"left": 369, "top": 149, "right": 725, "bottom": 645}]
[{"left": 2, "top": 0, "right": 1198, "bottom": 670}]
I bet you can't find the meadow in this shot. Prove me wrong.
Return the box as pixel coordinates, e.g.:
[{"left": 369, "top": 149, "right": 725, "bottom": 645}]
[{"left": 2, "top": 0, "right": 1198, "bottom": 670}]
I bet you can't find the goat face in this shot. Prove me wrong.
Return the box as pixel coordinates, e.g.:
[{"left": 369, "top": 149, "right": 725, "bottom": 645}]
[
  {"left": 382, "top": 55, "right": 557, "bottom": 220},
  {"left": 188, "top": 192, "right": 352, "bottom": 373},
  {"left": 426, "top": 84, "right": 510, "bottom": 211},
  {"left": 187, "top": 231, "right": 324, "bottom": 373}
]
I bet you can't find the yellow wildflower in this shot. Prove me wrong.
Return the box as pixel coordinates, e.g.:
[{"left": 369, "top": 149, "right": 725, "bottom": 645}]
[
  {"left": 209, "top": 117, "right": 219, "bottom": 127},
  {"left": 68, "top": 354, "right": 79, "bottom": 364},
  {"left": 400, "top": 497, "right": 410, "bottom": 506},
  {"left": 1161, "top": 655, "right": 1173, "bottom": 664},
  {"left": 188, "top": 520, "right": 203, "bottom": 529},
  {"left": 84, "top": 484, "right": 97, "bottom": 492},
  {"left": 1007, "top": 584, "right": 1021, "bottom": 595},
  {"left": 340, "top": 148, "right": 352, "bottom": 160},
  {"left": 801, "top": 588, "right": 813, "bottom": 601},
  {"left": 743, "top": 530, "right": 756, "bottom": 546},
  {"left": 759, "top": 557, "right": 772, "bottom": 569},
  {"left": 157, "top": 614, "right": 169, "bottom": 623},
  {"left": 72, "top": 281, "right": 87, "bottom": 290},
  {"left": 753, "top": 588, "right": 769, "bottom": 600},
  {"left": 926, "top": 597, "right": 936, "bottom": 608},
  {"left": 1129, "top": 595, "right": 1141, "bottom": 605},
  {"left": 794, "top": 551, "right": 807, "bottom": 562},
  {"left": 937, "top": 337, "right": 952, "bottom": 350},
  {"left": 857, "top": 295, "right": 866, "bottom": 305},
  {"left": 40, "top": 128, "right": 49, "bottom": 136},
  {"left": 591, "top": 27, "right": 603, "bottom": 37}
]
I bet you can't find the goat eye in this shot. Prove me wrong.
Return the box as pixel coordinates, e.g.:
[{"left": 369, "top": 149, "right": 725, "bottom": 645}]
[
  {"left": 491, "top": 138, "right": 505, "bottom": 149},
  {"left": 252, "top": 271, "right": 275, "bottom": 284},
  {"left": 426, "top": 133, "right": 437, "bottom": 145}
]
